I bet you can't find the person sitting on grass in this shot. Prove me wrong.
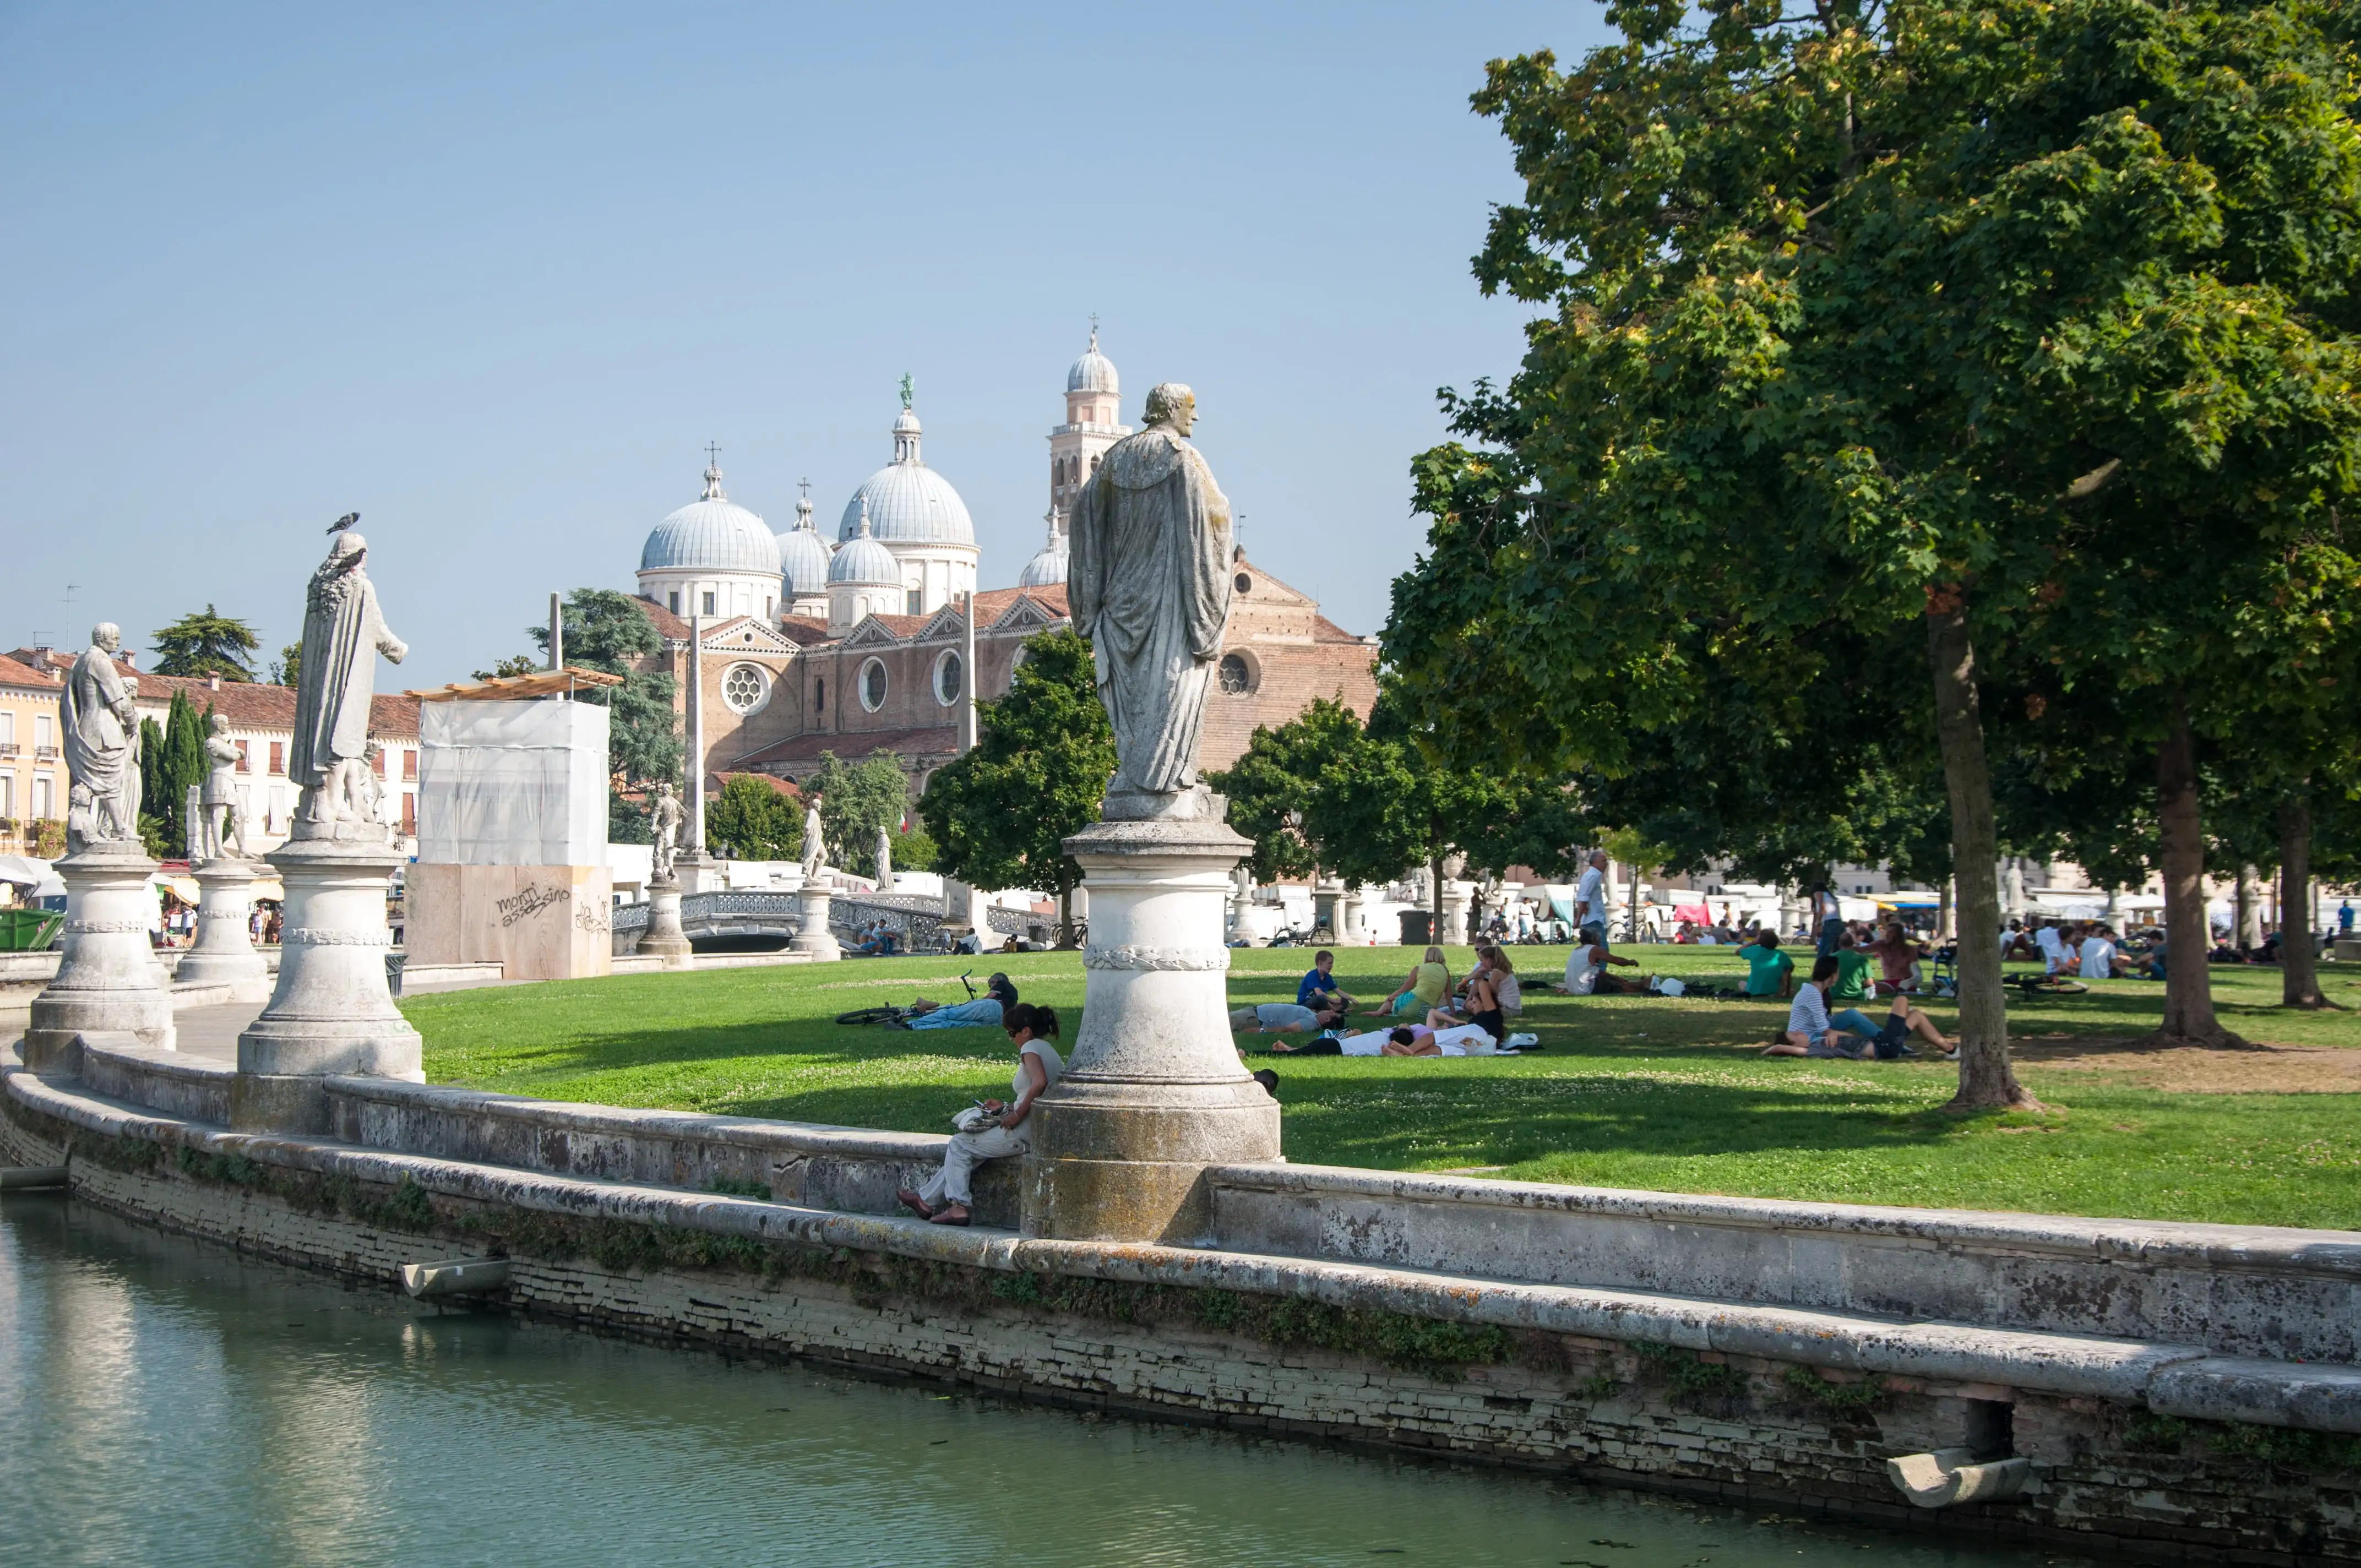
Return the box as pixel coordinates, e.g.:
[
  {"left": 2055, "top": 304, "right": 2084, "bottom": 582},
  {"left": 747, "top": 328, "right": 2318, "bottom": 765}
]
[
  {"left": 1741, "top": 929, "right": 1795, "bottom": 999},
  {"left": 1761, "top": 959, "right": 1955, "bottom": 1060},
  {"left": 1828, "top": 930, "right": 1875, "bottom": 1005},
  {"left": 1297, "top": 950, "right": 1353, "bottom": 1011},
  {"left": 1429, "top": 962, "right": 1506, "bottom": 1042},
  {"left": 1368, "top": 946, "right": 1452, "bottom": 1017},
  {"left": 1564, "top": 934, "right": 1644, "bottom": 995},
  {"left": 905, "top": 972, "right": 1018, "bottom": 1030},
  {"left": 2080, "top": 923, "right": 2118, "bottom": 981},
  {"left": 896, "top": 1002, "right": 1064, "bottom": 1227},
  {"left": 1229, "top": 999, "right": 1351, "bottom": 1033},
  {"left": 1869, "top": 921, "right": 1927, "bottom": 995},
  {"left": 1479, "top": 946, "right": 1523, "bottom": 1017}
]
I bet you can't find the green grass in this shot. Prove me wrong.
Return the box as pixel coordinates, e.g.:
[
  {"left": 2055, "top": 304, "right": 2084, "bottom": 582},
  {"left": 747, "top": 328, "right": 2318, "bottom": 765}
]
[{"left": 400, "top": 945, "right": 2361, "bottom": 1229}]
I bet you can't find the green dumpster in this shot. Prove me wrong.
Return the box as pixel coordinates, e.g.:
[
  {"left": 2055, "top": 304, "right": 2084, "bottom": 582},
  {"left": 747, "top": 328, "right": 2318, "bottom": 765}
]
[{"left": 0, "top": 907, "right": 64, "bottom": 951}]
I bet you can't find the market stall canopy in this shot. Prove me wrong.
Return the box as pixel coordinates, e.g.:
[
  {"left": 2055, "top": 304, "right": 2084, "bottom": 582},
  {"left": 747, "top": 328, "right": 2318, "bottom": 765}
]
[
  {"left": 404, "top": 667, "right": 624, "bottom": 703},
  {"left": 0, "top": 854, "right": 64, "bottom": 900},
  {"left": 1876, "top": 894, "right": 1941, "bottom": 910}
]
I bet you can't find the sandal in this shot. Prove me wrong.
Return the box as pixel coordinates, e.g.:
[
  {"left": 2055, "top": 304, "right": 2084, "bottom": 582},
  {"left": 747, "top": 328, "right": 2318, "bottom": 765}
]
[
  {"left": 929, "top": 1205, "right": 971, "bottom": 1227},
  {"left": 896, "top": 1187, "right": 934, "bottom": 1219}
]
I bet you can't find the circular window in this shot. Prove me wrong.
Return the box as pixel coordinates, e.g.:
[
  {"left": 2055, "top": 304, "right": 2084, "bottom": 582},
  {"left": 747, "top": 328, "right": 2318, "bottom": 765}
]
[
  {"left": 933, "top": 650, "right": 964, "bottom": 706},
  {"left": 1234, "top": 572, "right": 1252, "bottom": 594},
  {"left": 859, "top": 658, "right": 888, "bottom": 712},
  {"left": 1218, "top": 652, "right": 1256, "bottom": 695},
  {"left": 721, "top": 663, "right": 770, "bottom": 715}
]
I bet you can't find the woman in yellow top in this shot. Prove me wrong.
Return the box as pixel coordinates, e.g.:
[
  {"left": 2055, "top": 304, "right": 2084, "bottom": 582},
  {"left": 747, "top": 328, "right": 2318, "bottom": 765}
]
[{"left": 1368, "top": 945, "right": 1452, "bottom": 1017}]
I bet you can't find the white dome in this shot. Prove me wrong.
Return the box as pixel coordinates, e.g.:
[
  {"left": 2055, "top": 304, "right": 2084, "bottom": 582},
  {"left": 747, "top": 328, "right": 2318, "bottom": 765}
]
[
  {"left": 776, "top": 496, "right": 833, "bottom": 596},
  {"left": 829, "top": 503, "right": 901, "bottom": 586},
  {"left": 1018, "top": 513, "right": 1068, "bottom": 586},
  {"left": 839, "top": 405, "right": 976, "bottom": 546},
  {"left": 640, "top": 466, "right": 777, "bottom": 575},
  {"left": 1067, "top": 327, "right": 1117, "bottom": 395}
]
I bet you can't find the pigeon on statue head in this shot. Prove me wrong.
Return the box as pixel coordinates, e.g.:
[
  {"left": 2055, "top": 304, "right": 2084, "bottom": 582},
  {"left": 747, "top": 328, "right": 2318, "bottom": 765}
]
[{"left": 327, "top": 511, "right": 360, "bottom": 535}]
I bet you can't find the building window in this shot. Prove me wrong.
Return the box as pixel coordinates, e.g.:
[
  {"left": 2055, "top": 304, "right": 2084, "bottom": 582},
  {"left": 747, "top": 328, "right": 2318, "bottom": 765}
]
[
  {"left": 1234, "top": 572, "right": 1252, "bottom": 594},
  {"left": 721, "top": 662, "right": 770, "bottom": 715},
  {"left": 933, "top": 650, "right": 963, "bottom": 706},
  {"left": 236, "top": 739, "right": 251, "bottom": 773},
  {"left": 1218, "top": 652, "right": 1257, "bottom": 696},
  {"left": 702, "top": 590, "right": 717, "bottom": 616},
  {"left": 269, "top": 741, "right": 284, "bottom": 775},
  {"left": 403, "top": 749, "right": 417, "bottom": 781},
  {"left": 0, "top": 775, "right": 11, "bottom": 818},
  {"left": 906, "top": 589, "right": 923, "bottom": 615},
  {"left": 401, "top": 793, "right": 416, "bottom": 834},
  {"left": 765, "top": 596, "right": 774, "bottom": 618},
  {"left": 34, "top": 775, "right": 53, "bottom": 818},
  {"left": 36, "top": 714, "right": 53, "bottom": 750},
  {"left": 814, "top": 677, "right": 825, "bottom": 714},
  {"left": 859, "top": 658, "right": 888, "bottom": 712},
  {"left": 0, "top": 712, "right": 12, "bottom": 746},
  {"left": 669, "top": 591, "right": 681, "bottom": 614},
  {"left": 375, "top": 747, "right": 389, "bottom": 777}
]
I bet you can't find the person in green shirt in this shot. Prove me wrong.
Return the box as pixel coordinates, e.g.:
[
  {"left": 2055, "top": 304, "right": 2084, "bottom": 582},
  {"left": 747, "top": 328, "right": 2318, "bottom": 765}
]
[
  {"left": 1742, "top": 930, "right": 1795, "bottom": 998},
  {"left": 1828, "top": 932, "right": 1874, "bottom": 1003}
]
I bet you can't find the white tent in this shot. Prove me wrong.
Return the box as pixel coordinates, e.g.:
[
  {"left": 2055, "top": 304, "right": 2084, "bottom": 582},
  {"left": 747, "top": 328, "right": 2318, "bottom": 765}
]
[{"left": 0, "top": 854, "right": 64, "bottom": 901}]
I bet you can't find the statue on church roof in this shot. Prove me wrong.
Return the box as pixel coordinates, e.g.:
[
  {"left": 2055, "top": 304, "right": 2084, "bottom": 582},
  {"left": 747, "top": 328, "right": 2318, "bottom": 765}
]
[{"left": 1067, "top": 382, "right": 1233, "bottom": 816}]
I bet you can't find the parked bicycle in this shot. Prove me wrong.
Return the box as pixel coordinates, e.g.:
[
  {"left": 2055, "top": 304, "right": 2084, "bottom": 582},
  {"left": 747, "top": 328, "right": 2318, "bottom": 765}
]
[{"left": 835, "top": 971, "right": 980, "bottom": 1027}]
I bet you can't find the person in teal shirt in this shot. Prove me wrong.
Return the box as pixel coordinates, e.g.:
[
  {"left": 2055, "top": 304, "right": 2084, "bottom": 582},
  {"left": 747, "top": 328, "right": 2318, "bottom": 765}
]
[{"left": 1742, "top": 931, "right": 1794, "bottom": 998}]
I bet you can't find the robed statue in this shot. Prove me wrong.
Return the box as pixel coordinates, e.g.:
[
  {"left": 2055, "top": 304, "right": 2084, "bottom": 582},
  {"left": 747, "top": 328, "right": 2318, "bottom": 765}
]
[
  {"left": 1067, "top": 383, "right": 1233, "bottom": 812},
  {"left": 874, "top": 823, "right": 893, "bottom": 888},
  {"left": 61, "top": 622, "right": 142, "bottom": 852},
  {"left": 650, "top": 782, "right": 683, "bottom": 884},
  {"left": 799, "top": 791, "right": 827, "bottom": 877},
  {"left": 290, "top": 531, "right": 408, "bottom": 831}
]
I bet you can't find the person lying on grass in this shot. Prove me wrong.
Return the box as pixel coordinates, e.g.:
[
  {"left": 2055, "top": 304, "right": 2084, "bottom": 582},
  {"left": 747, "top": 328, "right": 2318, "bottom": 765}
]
[
  {"left": 1761, "top": 957, "right": 1955, "bottom": 1060},
  {"left": 897, "top": 1002, "right": 1064, "bottom": 1228},
  {"left": 1228, "top": 1000, "right": 1351, "bottom": 1033},
  {"left": 1429, "top": 962, "right": 1507, "bottom": 1041},
  {"left": 1267, "top": 1021, "right": 1501, "bottom": 1056},
  {"left": 903, "top": 972, "right": 1017, "bottom": 1029}
]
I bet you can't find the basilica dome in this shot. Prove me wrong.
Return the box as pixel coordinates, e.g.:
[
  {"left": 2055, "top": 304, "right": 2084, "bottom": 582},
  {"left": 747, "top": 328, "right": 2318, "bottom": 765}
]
[
  {"left": 1018, "top": 512, "right": 1068, "bottom": 587},
  {"left": 1067, "top": 328, "right": 1118, "bottom": 395},
  {"left": 640, "top": 466, "right": 778, "bottom": 575},
  {"left": 839, "top": 406, "right": 976, "bottom": 546},
  {"left": 776, "top": 495, "right": 833, "bottom": 597},
  {"left": 829, "top": 502, "right": 902, "bottom": 586}
]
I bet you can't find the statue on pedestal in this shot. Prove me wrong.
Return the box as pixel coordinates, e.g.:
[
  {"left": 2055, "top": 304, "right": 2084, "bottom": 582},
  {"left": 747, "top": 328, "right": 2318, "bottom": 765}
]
[
  {"left": 200, "top": 714, "right": 248, "bottom": 861},
  {"left": 289, "top": 531, "right": 407, "bottom": 835},
  {"left": 650, "top": 782, "right": 682, "bottom": 884},
  {"left": 1067, "top": 383, "right": 1233, "bottom": 814},
  {"left": 799, "top": 791, "right": 827, "bottom": 877},
  {"left": 875, "top": 823, "right": 893, "bottom": 889},
  {"left": 61, "top": 623, "right": 143, "bottom": 852}
]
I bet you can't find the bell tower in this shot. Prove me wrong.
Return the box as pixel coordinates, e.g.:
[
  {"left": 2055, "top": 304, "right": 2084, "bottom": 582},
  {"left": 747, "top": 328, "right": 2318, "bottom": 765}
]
[{"left": 1049, "top": 323, "right": 1130, "bottom": 530}]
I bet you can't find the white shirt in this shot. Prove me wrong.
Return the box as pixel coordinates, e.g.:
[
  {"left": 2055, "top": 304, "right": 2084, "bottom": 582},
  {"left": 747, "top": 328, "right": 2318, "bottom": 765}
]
[
  {"left": 1576, "top": 865, "right": 1609, "bottom": 928},
  {"left": 2079, "top": 937, "right": 2113, "bottom": 980},
  {"left": 2035, "top": 927, "right": 2066, "bottom": 971},
  {"left": 1787, "top": 984, "right": 1831, "bottom": 1043},
  {"left": 1566, "top": 945, "right": 1607, "bottom": 995}
]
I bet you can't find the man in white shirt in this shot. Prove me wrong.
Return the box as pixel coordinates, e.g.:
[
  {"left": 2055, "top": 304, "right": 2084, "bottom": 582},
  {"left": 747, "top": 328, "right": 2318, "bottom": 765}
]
[
  {"left": 1575, "top": 850, "right": 1612, "bottom": 943},
  {"left": 1564, "top": 937, "right": 1641, "bottom": 994},
  {"left": 2033, "top": 921, "right": 2068, "bottom": 974},
  {"left": 2079, "top": 925, "right": 2115, "bottom": 981}
]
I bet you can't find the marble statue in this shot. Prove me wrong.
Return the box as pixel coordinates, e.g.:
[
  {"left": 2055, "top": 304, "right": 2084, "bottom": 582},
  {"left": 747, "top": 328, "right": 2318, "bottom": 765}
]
[
  {"left": 650, "top": 782, "right": 682, "bottom": 884},
  {"left": 875, "top": 823, "right": 893, "bottom": 889},
  {"left": 200, "top": 714, "right": 248, "bottom": 861},
  {"left": 799, "top": 791, "right": 826, "bottom": 877},
  {"left": 290, "top": 531, "right": 407, "bottom": 831},
  {"left": 61, "top": 623, "right": 142, "bottom": 851},
  {"left": 1067, "top": 383, "right": 1233, "bottom": 810}
]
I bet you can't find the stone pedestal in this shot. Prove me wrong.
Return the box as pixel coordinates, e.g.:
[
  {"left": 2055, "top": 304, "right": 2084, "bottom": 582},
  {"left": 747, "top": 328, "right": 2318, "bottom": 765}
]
[
  {"left": 1440, "top": 880, "right": 1476, "bottom": 946},
  {"left": 1312, "top": 879, "right": 1345, "bottom": 943},
  {"left": 1021, "top": 812, "right": 1282, "bottom": 1243},
  {"left": 23, "top": 844, "right": 175, "bottom": 1072},
  {"left": 791, "top": 881, "right": 840, "bottom": 961},
  {"left": 637, "top": 878, "right": 694, "bottom": 969},
  {"left": 235, "top": 832, "right": 421, "bottom": 1130},
  {"left": 175, "top": 858, "right": 273, "bottom": 1003}
]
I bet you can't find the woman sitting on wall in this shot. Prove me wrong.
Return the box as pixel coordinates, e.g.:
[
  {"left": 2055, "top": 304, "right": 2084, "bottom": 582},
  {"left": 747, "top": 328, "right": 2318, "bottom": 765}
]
[{"left": 897, "top": 1003, "right": 1064, "bottom": 1227}]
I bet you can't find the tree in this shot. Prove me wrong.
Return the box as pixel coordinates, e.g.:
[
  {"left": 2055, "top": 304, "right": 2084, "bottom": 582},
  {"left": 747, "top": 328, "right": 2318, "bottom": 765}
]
[
  {"left": 527, "top": 589, "right": 682, "bottom": 796},
  {"left": 705, "top": 775, "right": 803, "bottom": 861},
  {"left": 1206, "top": 697, "right": 1364, "bottom": 883},
  {"left": 136, "top": 692, "right": 209, "bottom": 856},
  {"left": 921, "top": 629, "right": 1115, "bottom": 945},
  {"left": 151, "top": 605, "right": 258, "bottom": 681},
  {"left": 269, "top": 641, "right": 301, "bottom": 688},
  {"left": 471, "top": 654, "right": 541, "bottom": 681},
  {"left": 805, "top": 752, "right": 915, "bottom": 881},
  {"left": 1385, "top": 0, "right": 2361, "bottom": 1097}
]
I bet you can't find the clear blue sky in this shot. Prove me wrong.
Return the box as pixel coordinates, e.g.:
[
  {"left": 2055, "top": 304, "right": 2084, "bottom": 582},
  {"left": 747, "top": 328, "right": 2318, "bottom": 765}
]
[{"left": 0, "top": 2, "right": 1608, "bottom": 684}]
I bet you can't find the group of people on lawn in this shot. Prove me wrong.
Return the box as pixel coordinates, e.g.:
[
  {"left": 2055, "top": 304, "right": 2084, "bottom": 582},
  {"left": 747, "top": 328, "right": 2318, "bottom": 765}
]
[{"left": 1230, "top": 944, "right": 1528, "bottom": 1055}]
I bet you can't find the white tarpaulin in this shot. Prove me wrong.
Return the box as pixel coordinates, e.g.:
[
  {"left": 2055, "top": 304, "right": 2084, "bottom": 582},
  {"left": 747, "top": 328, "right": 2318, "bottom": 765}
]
[{"left": 417, "top": 700, "right": 610, "bottom": 867}]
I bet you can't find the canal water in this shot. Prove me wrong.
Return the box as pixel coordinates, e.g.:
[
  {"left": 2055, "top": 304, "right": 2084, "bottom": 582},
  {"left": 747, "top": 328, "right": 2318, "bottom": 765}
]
[{"left": 1, "top": 1196, "right": 2070, "bottom": 1567}]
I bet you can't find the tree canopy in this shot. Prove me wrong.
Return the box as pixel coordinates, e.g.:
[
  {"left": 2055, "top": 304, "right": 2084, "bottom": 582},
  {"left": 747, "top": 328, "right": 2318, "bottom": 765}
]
[
  {"left": 526, "top": 589, "right": 683, "bottom": 839},
  {"left": 804, "top": 752, "right": 918, "bottom": 881},
  {"left": 151, "top": 606, "right": 258, "bottom": 682},
  {"left": 705, "top": 775, "right": 802, "bottom": 862}
]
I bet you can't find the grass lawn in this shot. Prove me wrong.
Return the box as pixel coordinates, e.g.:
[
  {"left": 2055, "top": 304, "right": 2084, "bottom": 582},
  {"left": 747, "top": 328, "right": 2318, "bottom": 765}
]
[{"left": 400, "top": 945, "right": 2361, "bottom": 1230}]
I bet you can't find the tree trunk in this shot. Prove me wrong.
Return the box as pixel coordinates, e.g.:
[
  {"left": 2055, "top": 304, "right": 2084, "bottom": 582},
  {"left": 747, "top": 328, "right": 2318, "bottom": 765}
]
[
  {"left": 2235, "top": 864, "right": 2263, "bottom": 954},
  {"left": 1430, "top": 853, "right": 1444, "bottom": 934},
  {"left": 1057, "top": 879, "right": 1077, "bottom": 950},
  {"left": 2280, "top": 793, "right": 2332, "bottom": 1009},
  {"left": 1939, "top": 875, "right": 1955, "bottom": 940},
  {"left": 2150, "top": 711, "right": 2244, "bottom": 1047},
  {"left": 1924, "top": 591, "right": 2037, "bottom": 1110}
]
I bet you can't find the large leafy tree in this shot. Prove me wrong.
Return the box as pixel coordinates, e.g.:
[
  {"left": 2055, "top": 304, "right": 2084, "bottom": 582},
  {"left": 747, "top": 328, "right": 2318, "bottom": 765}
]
[
  {"left": 151, "top": 606, "right": 258, "bottom": 682},
  {"left": 920, "top": 629, "right": 1114, "bottom": 945},
  {"left": 704, "top": 774, "right": 803, "bottom": 862},
  {"left": 804, "top": 752, "right": 915, "bottom": 880},
  {"left": 1207, "top": 697, "right": 1365, "bottom": 883},
  {"left": 1387, "top": 0, "right": 2361, "bottom": 1101},
  {"left": 525, "top": 589, "right": 683, "bottom": 839}
]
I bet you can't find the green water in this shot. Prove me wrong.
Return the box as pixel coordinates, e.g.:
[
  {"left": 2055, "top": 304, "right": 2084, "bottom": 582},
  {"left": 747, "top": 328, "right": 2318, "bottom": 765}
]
[{"left": 0, "top": 1196, "right": 2066, "bottom": 1567}]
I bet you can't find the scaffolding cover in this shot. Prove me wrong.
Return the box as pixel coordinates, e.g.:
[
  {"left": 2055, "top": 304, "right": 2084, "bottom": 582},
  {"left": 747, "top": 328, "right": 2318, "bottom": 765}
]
[{"left": 417, "top": 700, "right": 610, "bottom": 866}]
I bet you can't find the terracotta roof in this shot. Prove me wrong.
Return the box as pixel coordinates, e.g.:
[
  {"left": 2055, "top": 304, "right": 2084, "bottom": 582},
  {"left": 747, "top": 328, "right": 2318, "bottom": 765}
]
[
  {"left": 1313, "top": 614, "right": 1370, "bottom": 644},
  {"left": 713, "top": 770, "right": 804, "bottom": 801},
  {"left": 634, "top": 596, "right": 691, "bottom": 639},
  {"left": 124, "top": 671, "right": 421, "bottom": 739},
  {"left": 775, "top": 617, "right": 833, "bottom": 645},
  {"left": 725, "top": 725, "right": 960, "bottom": 770},
  {"left": 0, "top": 654, "right": 59, "bottom": 690},
  {"left": 972, "top": 585, "right": 1069, "bottom": 622}
]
